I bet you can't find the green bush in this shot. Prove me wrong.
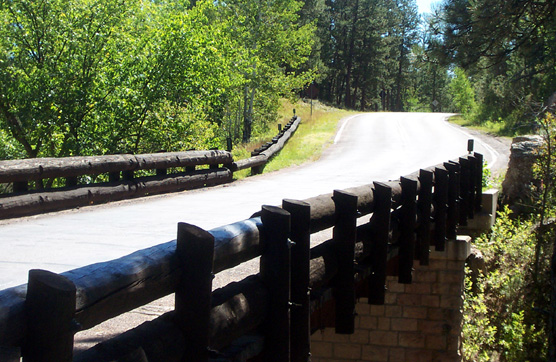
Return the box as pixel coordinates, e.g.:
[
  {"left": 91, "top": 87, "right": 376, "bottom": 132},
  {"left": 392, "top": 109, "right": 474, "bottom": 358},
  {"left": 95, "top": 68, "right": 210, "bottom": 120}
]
[
  {"left": 463, "top": 206, "right": 549, "bottom": 361},
  {"left": 449, "top": 68, "right": 477, "bottom": 119}
]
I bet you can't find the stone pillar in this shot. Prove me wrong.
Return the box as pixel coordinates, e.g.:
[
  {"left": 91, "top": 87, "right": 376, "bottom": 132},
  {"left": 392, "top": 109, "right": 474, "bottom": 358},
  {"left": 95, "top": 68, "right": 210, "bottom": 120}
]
[
  {"left": 462, "top": 189, "right": 499, "bottom": 233},
  {"left": 310, "top": 236, "right": 471, "bottom": 362}
]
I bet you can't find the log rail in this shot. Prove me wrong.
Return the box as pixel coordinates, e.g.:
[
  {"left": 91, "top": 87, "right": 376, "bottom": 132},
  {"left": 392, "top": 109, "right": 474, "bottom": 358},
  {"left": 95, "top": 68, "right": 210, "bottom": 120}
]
[
  {"left": 0, "top": 150, "right": 234, "bottom": 220},
  {"left": 232, "top": 115, "right": 301, "bottom": 174},
  {"left": 0, "top": 151, "right": 484, "bottom": 362},
  {"left": 0, "top": 116, "right": 301, "bottom": 220}
]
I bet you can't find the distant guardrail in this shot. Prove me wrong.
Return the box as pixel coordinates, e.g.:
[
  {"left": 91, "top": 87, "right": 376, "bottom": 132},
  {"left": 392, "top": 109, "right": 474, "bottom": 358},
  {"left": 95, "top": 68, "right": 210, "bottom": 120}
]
[
  {"left": 232, "top": 115, "right": 301, "bottom": 174},
  {"left": 0, "top": 116, "right": 301, "bottom": 219},
  {"left": 0, "top": 151, "right": 484, "bottom": 361}
]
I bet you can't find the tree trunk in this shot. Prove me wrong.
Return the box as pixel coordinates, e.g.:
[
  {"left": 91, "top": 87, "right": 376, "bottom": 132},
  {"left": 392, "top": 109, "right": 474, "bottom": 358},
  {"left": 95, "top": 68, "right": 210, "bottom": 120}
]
[
  {"left": 242, "top": 85, "right": 255, "bottom": 143},
  {"left": 432, "top": 63, "right": 438, "bottom": 111},
  {"left": 551, "top": 236, "right": 556, "bottom": 362},
  {"left": 360, "top": 86, "right": 367, "bottom": 110},
  {"left": 344, "top": 0, "right": 359, "bottom": 109},
  {"left": 0, "top": 100, "right": 36, "bottom": 158},
  {"left": 395, "top": 34, "right": 406, "bottom": 112}
]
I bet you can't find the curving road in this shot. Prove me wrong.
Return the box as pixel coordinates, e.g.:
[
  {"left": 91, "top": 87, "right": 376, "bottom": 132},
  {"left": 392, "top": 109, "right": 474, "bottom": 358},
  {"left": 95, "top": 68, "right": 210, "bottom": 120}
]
[{"left": 0, "top": 112, "right": 508, "bottom": 290}]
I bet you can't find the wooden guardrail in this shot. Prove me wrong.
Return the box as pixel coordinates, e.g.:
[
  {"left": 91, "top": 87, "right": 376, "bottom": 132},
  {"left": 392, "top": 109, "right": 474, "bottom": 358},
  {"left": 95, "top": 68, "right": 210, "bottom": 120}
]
[
  {"left": 0, "top": 150, "right": 233, "bottom": 219},
  {"left": 0, "top": 116, "right": 301, "bottom": 220},
  {"left": 232, "top": 115, "right": 301, "bottom": 174},
  {"left": 0, "top": 152, "right": 484, "bottom": 361}
]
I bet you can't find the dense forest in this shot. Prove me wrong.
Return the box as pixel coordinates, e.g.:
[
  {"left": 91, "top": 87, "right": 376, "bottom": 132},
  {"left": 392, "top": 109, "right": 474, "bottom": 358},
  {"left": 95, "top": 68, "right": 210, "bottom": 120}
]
[
  {"left": 2, "top": 0, "right": 555, "bottom": 160},
  {"left": 0, "top": 0, "right": 315, "bottom": 159},
  {"left": 308, "top": 0, "right": 556, "bottom": 127}
]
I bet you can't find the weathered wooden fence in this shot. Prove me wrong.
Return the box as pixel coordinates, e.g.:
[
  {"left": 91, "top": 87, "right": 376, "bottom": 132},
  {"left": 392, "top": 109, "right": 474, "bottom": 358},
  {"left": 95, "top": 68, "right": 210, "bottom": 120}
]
[
  {"left": 0, "top": 151, "right": 483, "bottom": 361},
  {"left": 0, "top": 116, "right": 301, "bottom": 220},
  {"left": 231, "top": 115, "right": 301, "bottom": 174}
]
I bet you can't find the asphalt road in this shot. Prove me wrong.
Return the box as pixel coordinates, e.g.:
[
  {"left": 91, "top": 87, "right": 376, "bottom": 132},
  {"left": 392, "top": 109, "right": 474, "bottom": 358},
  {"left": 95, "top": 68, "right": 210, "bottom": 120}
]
[{"left": 0, "top": 112, "right": 509, "bottom": 290}]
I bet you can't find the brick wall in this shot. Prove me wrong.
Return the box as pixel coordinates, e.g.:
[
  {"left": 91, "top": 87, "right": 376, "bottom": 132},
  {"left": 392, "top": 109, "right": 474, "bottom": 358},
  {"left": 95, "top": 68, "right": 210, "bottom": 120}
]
[{"left": 310, "top": 236, "right": 471, "bottom": 362}]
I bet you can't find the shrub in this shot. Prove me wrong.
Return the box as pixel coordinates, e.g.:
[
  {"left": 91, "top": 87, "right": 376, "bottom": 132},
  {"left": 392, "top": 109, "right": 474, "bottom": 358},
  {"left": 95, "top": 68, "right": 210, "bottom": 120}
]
[
  {"left": 463, "top": 206, "right": 549, "bottom": 361},
  {"left": 449, "top": 67, "right": 477, "bottom": 119}
]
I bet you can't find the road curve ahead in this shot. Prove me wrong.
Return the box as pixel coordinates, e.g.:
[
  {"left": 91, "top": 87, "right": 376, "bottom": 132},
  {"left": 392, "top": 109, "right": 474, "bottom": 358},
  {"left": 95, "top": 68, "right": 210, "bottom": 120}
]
[{"left": 0, "top": 112, "right": 504, "bottom": 289}]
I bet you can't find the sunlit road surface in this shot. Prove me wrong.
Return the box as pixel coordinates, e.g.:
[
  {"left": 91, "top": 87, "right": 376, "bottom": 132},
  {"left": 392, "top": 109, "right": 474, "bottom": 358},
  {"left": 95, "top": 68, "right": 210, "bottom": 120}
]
[{"left": 0, "top": 112, "right": 505, "bottom": 289}]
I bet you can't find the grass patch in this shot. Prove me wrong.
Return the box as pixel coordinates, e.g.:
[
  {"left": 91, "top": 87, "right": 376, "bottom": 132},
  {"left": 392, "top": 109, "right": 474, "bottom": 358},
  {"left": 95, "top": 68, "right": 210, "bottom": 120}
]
[
  {"left": 263, "top": 100, "right": 355, "bottom": 173},
  {"left": 449, "top": 115, "right": 508, "bottom": 136},
  {"left": 448, "top": 114, "right": 535, "bottom": 137},
  {"left": 231, "top": 99, "right": 355, "bottom": 179},
  {"left": 230, "top": 146, "right": 253, "bottom": 179}
]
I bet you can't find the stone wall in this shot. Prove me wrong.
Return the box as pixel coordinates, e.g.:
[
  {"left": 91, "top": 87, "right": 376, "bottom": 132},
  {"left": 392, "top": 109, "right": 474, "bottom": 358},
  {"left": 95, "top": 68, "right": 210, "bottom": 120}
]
[
  {"left": 501, "top": 135, "right": 543, "bottom": 213},
  {"left": 310, "top": 237, "right": 471, "bottom": 362}
]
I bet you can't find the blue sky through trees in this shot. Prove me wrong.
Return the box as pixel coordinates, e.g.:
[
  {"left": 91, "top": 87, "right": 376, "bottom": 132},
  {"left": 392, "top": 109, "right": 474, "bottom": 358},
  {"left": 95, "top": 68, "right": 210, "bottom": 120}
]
[{"left": 416, "top": 0, "right": 435, "bottom": 13}]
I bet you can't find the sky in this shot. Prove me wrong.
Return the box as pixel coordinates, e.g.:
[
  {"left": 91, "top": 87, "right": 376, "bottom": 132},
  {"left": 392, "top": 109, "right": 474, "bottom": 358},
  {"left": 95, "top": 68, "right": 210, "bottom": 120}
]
[{"left": 416, "top": 0, "right": 437, "bottom": 14}]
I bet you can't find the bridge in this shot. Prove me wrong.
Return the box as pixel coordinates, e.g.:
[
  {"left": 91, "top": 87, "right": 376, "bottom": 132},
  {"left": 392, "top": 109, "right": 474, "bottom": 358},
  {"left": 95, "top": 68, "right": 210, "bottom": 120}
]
[{"left": 0, "top": 112, "right": 507, "bottom": 361}]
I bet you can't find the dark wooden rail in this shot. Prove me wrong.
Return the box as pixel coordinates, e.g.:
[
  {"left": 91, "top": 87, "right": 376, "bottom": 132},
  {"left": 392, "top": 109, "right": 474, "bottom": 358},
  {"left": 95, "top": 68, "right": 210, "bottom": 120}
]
[
  {"left": 0, "top": 152, "right": 483, "bottom": 361},
  {"left": 232, "top": 115, "right": 301, "bottom": 174},
  {"left": 0, "top": 150, "right": 233, "bottom": 219},
  {"left": 0, "top": 116, "right": 301, "bottom": 220},
  {"left": 0, "top": 151, "right": 233, "bottom": 184}
]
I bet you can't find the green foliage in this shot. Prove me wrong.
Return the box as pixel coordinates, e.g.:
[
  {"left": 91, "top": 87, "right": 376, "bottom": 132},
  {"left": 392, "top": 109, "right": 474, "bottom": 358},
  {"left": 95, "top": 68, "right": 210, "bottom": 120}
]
[
  {"left": 481, "top": 161, "right": 492, "bottom": 190},
  {"left": 533, "top": 113, "right": 556, "bottom": 218},
  {"left": 0, "top": 0, "right": 315, "bottom": 159},
  {"left": 463, "top": 274, "right": 497, "bottom": 362},
  {"left": 448, "top": 67, "right": 477, "bottom": 118},
  {"left": 528, "top": 113, "right": 556, "bottom": 304},
  {"left": 309, "top": 0, "right": 458, "bottom": 113},
  {"left": 404, "top": 92, "right": 427, "bottom": 112},
  {"left": 403, "top": 39, "right": 452, "bottom": 113},
  {"left": 448, "top": 115, "right": 509, "bottom": 137},
  {"left": 136, "top": 101, "right": 222, "bottom": 152},
  {"left": 312, "top": 0, "right": 421, "bottom": 111},
  {"left": 216, "top": 0, "right": 316, "bottom": 143},
  {"left": 0, "top": 0, "right": 135, "bottom": 157},
  {"left": 531, "top": 113, "right": 556, "bottom": 361},
  {"left": 0, "top": 127, "right": 24, "bottom": 160},
  {"left": 463, "top": 206, "right": 549, "bottom": 361},
  {"left": 433, "top": 0, "right": 556, "bottom": 134}
]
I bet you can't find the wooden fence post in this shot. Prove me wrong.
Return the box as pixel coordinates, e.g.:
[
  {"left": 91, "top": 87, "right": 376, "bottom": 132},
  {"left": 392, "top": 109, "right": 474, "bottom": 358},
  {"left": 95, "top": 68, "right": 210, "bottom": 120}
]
[
  {"left": 444, "top": 161, "right": 460, "bottom": 240},
  {"left": 22, "top": 269, "right": 77, "bottom": 362},
  {"left": 251, "top": 165, "right": 262, "bottom": 175},
  {"left": 433, "top": 167, "right": 449, "bottom": 251},
  {"left": 65, "top": 177, "right": 78, "bottom": 188},
  {"left": 13, "top": 181, "right": 28, "bottom": 193},
  {"left": 283, "top": 199, "right": 311, "bottom": 362},
  {"left": 175, "top": 222, "right": 215, "bottom": 362},
  {"left": 209, "top": 148, "right": 219, "bottom": 170},
  {"left": 260, "top": 205, "right": 291, "bottom": 362},
  {"left": 332, "top": 190, "right": 358, "bottom": 334},
  {"left": 398, "top": 177, "right": 417, "bottom": 284},
  {"left": 467, "top": 139, "right": 474, "bottom": 153},
  {"left": 368, "top": 182, "right": 392, "bottom": 305},
  {"left": 123, "top": 170, "right": 134, "bottom": 181},
  {"left": 109, "top": 172, "right": 120, "bottom": 183},
  {"left": 473, "top": 152, "right": 484, "bottom": 212},
  {"left": 417, "top": 169, "right": 433, "bottom": 266},
  {"left": 468, "top": 154, "right": 477, "bottom": 218},
  {"left": 459, "top": 157, "right": 472, "bottom": 224}
]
